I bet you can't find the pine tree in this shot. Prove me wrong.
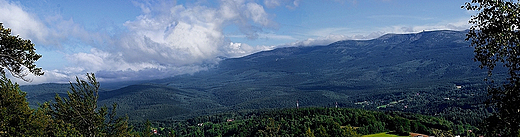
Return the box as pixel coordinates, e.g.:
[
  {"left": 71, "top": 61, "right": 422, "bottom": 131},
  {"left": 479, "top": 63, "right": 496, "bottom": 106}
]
[
  {"left": 0, "top": 23, "right": 60, "bottom": 137},
  {"left": 49, "top": 73, "right": 132, "bottom": 137},
  {"left": 38, "top": 102, "right": 81, "bottom": 136},
  {"left": 0, "top": 23, "right": 43, "bottom": 81},
  {"left": 0, "top": 75, "right": 40, "bottom": 136}
]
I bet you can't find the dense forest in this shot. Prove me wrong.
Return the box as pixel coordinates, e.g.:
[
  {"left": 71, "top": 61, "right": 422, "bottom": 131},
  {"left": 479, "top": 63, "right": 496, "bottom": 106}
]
[
  {"left": 4, "top": 0, "right": 520, "bottom": 136},
  {"left": 21, "top": 30, "right": 496, "bottom": 123},
  {"left": 16, "top": 27, "right": 496, "bottom": 136},
  {"left": 139, "top": 107, "right": 462, "bottom": 137}
]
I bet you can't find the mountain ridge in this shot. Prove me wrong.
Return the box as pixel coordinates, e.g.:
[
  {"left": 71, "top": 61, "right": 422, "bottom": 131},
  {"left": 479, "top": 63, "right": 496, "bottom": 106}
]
[{"left": 22, "top": 30, "right": 493, "bottom": 121}]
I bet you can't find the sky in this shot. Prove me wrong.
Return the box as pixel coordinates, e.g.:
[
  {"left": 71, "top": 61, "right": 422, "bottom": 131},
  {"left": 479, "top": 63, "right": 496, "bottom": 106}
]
[{"left": 0, "top": 0, "right": 474, "bottom": 84}]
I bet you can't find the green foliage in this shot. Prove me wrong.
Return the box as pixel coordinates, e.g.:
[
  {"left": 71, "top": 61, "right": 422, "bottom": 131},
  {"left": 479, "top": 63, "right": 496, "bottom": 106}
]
[
  {"left": 306, "top": 127, "right": 316, "bottom": 137},
  {"left": 1, "top": 73, "right": 133, "bottom": 137},
  {"left": 49, "top": 73, "right": 132, "bottom": 136},
  {"left": 106, "top": 103, "right": 133, "bottom": 136},
  {"left": 0, "top": 75, "right": 47, "bottom": 136},
  {"left": 20, "top": 83, "right": 73, "bottom": 108},
  {"left": 166, "top": 108, "right": 451, "bottom": 136},
  {"left": 463, "top": 0, "right": 520, "bottom": 136},
  {"left": 51, "top": 73, "right": 105, "bottom": 136},
  {"left": 0, "top": 24, "right": 133, "bottom": 137},
  {"left": 142, "top": 120, "right": 153, "bottom": 137},
  {"left": 0, "top": 23, "right": 73, "bottom": 137},
  {"left": 0, "top": 23, "right": 43, "bottom": 81}
]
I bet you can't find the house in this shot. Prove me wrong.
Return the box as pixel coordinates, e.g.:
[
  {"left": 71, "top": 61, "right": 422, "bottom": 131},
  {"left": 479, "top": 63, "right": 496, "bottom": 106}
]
[
  {"left": 454, "top": 84, "right": 462, "bottom": 89},
  {"left": 410, "top": 132, "right": 429, "bottom": 137},
  {"left": 456, "top": 85, "right": 462, "bottom": 89}
]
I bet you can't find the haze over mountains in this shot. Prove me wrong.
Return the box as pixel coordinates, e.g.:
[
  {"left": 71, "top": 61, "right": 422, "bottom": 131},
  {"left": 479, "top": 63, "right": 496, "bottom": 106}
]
[{"left": 21, "top": 30, "right": 496, "bottom": 121}]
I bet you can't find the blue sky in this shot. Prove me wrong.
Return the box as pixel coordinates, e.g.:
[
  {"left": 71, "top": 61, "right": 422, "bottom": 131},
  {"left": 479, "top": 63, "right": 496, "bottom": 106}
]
[{"left": 0, "top": 0, "right": 473, "bottom": 84}]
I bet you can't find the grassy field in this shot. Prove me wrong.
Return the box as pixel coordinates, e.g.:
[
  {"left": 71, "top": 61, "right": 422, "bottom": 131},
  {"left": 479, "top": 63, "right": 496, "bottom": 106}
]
[{"left": 362, "top": 132, "right": 409, "bottom": 137}]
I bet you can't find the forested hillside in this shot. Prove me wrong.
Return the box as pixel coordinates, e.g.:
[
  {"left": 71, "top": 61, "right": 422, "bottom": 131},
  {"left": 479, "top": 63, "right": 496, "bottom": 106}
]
[
  {"left": 21, "top": 30, "right": 499, "bottom": 135},
  {"left": 142, "top": 107, "right": 463, "bottom": 136}
]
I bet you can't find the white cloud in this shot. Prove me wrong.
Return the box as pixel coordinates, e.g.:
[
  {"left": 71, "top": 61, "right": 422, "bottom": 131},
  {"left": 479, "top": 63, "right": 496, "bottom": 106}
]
[
  {"left": 0, "top": 0, "right": 48, "bottom": 44},
  {"left": 0, "top": 0, "right": 108, "bottom": 49},
  {"left": 379, "top": 18, "right": 471, "bottom": 34},
  {"left": 227, "top": 33, "right": 297, "bottom": 41},
  {"left": 286, "top": 0, "right": 301, "bottom": 9},
  {"left": 9, "top": 68, "right": 80, "bottom": 85},
  {"left": 264, "top": 0, "right": 281, "bottom": 8},
  {"left": 261, "top": 0, "right": 302, "bottom": 9},
  {"left": 226, "top": 42, "right": 275, "bottom": 58},
  {"left": 111, "top": 0, "right": 277, "bottom": 64},
  {"left": 1, "top": 0, "right": 283, "bottom": 84},
  {"left": 282, "top": 35, "right": 348, "bottom": 47},
  {"left": 246, "top": 3, "right": 271, "bottom": 26},
  {"left": 58, "top": 0, "right": 281, "bottom": 82}
]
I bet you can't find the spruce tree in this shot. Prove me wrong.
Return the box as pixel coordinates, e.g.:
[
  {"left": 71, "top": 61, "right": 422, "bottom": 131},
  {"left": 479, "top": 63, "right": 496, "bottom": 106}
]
[
  {"left": 0, "top": 76, "right": 39, "bottom": 136},
  {"left": 50, "top": 73, "right": 132, "bottom": 137}
]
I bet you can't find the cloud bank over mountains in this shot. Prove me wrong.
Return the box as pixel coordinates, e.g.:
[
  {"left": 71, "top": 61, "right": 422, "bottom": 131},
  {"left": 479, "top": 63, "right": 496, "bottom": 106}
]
[{"left": 0, "top": 0, "right": 471, "bottom": 84}]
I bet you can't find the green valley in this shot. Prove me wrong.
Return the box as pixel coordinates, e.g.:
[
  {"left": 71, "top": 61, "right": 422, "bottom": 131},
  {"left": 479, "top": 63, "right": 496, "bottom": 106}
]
[{"left": 19, "top": 30, "right": 498, "bottom": 136}]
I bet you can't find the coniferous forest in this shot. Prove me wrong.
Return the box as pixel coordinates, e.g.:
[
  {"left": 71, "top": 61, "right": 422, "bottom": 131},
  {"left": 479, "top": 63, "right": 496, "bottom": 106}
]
[
  {"left": 3, "top": 0, "right": 520, "bottom": 136},
  {"left": 10, "top": 28, "right": 491, "bottom": 137}
]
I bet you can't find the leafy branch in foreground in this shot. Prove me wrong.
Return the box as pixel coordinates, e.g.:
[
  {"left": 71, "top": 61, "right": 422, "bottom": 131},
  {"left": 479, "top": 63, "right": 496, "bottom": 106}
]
[{"left": 463, "top": 0, "right": 520, "bottom": 136}]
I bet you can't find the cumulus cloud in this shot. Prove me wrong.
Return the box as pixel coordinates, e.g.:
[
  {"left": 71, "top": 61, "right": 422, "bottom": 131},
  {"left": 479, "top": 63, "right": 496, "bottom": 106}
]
[
  {"left": 0, "top": 0, "right": 283, "bottom": 84},
  {"left": 0, "top": 0, "right": 48, "bottom": 43},
  {"left": 60, "top": 0, "right": 282, "bottom": 82},
  {"left": 110, "top": 0, "right": 277, "bottom": 63}
]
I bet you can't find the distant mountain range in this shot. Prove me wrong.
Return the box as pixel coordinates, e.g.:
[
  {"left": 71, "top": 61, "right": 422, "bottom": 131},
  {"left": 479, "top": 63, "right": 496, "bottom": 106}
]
[{"left": 21, "top": 30, "right": 498, "bottom": 121}]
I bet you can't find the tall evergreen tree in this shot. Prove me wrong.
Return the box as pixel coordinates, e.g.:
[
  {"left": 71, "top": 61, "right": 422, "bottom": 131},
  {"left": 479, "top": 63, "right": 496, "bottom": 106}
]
[
  {"left": 50, "top": 73, "right": 132, "bottom": 137},
  {"left": 0, "top": 75, "right": 42, "bottom": 136},
  {"left": 0, "top": 23, "right": 48, "bottom": 136}
]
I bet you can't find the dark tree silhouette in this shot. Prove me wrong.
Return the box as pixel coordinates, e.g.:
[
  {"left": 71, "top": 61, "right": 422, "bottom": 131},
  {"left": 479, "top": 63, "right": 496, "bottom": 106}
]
[
  {"left": 0, "top": 23, "right": 43, "bottom": 81},
  {"left": 463, "top": 0, "right": 520, "bottom": 136}
]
